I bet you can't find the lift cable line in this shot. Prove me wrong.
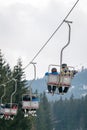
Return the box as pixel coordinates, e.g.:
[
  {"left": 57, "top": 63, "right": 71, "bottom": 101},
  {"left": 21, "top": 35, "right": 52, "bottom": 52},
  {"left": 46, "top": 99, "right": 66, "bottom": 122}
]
[
  {"left": 0, "top": 0, "right": 79, "bottom": 86},
  {"left": 23, "top": 0, "right": 79, "bottom": 70}
]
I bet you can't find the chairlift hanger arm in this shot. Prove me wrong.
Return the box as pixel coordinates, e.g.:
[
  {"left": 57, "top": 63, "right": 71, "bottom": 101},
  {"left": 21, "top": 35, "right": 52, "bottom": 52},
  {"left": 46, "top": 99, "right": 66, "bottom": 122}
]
[
  {"left": 28, "top": 62, "right": 37, "bottom": 99},
  {"left": 1, "top": 84, "right": 6, "bottom": 104},
  {"left": 60, "top": 20, "right": 72, "bottom": 69},
  {"left": 31, "top": 62, "right": 36, "bottom": 80},
  {"left": 10, "top": 79, "right": 17, "bottom": 106},
  {"left": 29, "top": 62, "right": 36, "bottom": 88}
]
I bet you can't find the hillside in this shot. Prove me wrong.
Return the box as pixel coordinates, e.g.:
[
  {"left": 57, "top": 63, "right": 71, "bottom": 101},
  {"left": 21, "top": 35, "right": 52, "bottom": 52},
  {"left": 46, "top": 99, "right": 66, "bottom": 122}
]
[{"left": 28, "top": 68, "right": 87, "bottom": 100}]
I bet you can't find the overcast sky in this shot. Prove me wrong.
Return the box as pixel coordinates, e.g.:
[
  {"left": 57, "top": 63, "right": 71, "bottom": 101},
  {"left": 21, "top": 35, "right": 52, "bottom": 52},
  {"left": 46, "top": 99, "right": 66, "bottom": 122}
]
[{"left": 0, "top": 0, "right": 87, "bottom": 79}]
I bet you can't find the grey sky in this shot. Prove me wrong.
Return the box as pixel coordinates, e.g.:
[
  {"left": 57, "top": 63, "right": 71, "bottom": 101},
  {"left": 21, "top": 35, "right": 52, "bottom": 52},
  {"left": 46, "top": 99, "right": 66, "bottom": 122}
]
[{"left": 0, "top": 0, "right": 87, "bottom": 79}]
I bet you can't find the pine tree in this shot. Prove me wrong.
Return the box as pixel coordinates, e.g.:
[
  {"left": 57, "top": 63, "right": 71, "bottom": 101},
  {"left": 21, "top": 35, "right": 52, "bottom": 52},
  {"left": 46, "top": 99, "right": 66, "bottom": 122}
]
[
  {"left": 0, "top": 49, "right": 7, "bottom": 84},
  {"left": 0, "top": 49, "right": 11, "bottom": 103},
  {"left": 12, "top": 58, "right": 27, "bottom": 103}
]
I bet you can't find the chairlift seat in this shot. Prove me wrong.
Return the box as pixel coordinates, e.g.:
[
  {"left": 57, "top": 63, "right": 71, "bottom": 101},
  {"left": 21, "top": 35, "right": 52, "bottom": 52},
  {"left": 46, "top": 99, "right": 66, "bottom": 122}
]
[
  {"left": 58, "top": 75, "right": 72, "bottom": 87},
  {"left": 47, "top": 74, "right": 72, "bottom": 87},
  {"left": 4, "top": 103, "right": 18, "bottom": 115},
  {"left": 22, "top": 94, "right": 39, "bottom": 109},
  {"left": 22, "top": 100, "right": 39, "bottom": 109},
  {"left": 47, "top": 74, "right": 59, "bottom": 86}
]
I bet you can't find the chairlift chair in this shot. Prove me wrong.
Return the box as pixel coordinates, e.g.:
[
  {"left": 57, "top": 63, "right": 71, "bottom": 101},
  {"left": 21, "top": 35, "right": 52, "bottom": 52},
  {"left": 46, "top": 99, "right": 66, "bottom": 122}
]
[
  {"left": 4, "top": 79, "right": 18, "bottom": 120},
  {"left": 46, "top": 20, "right": 77, "bottom": 94},
  {"left": 22, "top": 94, "right": 39, "bottom": 117},
  {"left": 4, "top": 103, "right": 18, "bottom": 115},
  {"left": 47, "top": 64, "right": 74, "bottom": 93},
  {"left": 22, "top": 62, "right": 39, "bottom": 117}
]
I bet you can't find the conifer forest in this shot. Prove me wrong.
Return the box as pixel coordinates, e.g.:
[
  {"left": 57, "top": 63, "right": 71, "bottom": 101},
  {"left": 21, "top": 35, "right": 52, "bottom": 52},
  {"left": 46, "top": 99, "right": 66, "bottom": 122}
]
[{"left": 0, "top": 49, "right": 87, "bottom": 130}]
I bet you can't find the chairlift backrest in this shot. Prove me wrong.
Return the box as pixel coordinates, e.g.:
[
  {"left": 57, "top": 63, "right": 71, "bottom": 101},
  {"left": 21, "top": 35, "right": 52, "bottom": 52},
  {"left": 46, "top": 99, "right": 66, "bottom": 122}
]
[
  {"left": 4, "top": 103, "right": 18, "bottom": 116},
  {"left": 22, "top": 94, "right": 39, "bottom": 109},
  {"left": 47, "top": 64, "right": 74, "bottom": 87}
]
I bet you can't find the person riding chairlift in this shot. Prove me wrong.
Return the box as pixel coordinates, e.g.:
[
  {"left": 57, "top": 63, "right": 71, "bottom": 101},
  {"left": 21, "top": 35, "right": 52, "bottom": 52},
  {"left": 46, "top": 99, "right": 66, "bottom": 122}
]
[
  {"left": 45, "top": 68, "right": 59, "bottom": 94},
  {"left": 60, "top": 63, "right": 78, "bottom": 93}
]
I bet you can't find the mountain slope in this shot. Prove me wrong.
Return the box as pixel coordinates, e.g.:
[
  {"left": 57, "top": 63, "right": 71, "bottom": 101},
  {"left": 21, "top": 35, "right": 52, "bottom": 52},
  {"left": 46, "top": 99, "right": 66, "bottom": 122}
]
[{"left": 28, "top": 68, "right": 87, "bottom": 100}]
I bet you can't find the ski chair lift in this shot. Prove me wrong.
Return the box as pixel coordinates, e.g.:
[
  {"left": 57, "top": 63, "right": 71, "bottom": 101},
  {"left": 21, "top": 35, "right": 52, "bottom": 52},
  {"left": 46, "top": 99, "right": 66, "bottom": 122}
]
[
  {"left": 58, "top": 20, "right": 72, "bottom": 93},
  {"left": 22, "top": 92, "right": 39, "bottom": 117},
  {"left": 0, "top": 84, "right": 6, "bottom": 119},
  {"left": 47, "top": 64, "right": 75, "bottom": 91},
  {"left": 4, "top": 79, "right": 18, "bottom": 120},
  {"left": 22, "top": 62, "right": 39, "bottom": 117},
  {"left": 47, "top": 20, "right": 77, "bottom": 94},
  {"left": 22, "top": 93, "right": 39, "bottom": 110}
]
